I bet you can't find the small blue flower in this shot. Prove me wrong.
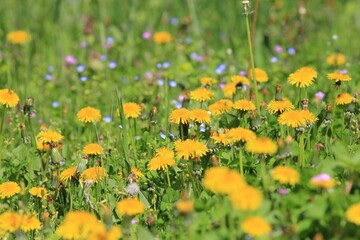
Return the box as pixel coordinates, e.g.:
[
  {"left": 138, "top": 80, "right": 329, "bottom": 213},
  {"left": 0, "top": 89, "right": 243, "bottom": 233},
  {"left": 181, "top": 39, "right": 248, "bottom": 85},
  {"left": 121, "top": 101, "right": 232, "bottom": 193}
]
[
  {"left": 80, "top": 76, "right": 88, "bottom": 82},
  {"left": 185, "top": 37, "right": 192, "bottom": 44},
  {"left": 287, "top": 47, "right": 296, "bottom": 55},
  {"left": 162, "top": 61, "right": 171, "bottom": 69},
  {"left": 103, "top": 116, "right": 112, "bottom": 123},
  {"left": 45, "top": 74, "right": 52, "bottom": 81},
  {"left": 48, "top": 65, "right": 54, "bottom": 72},
  {"left": 169, "top": 80, "right": 177, "bottom": 87},
  {"left": 170, "top": 17, "right": 179, "bottom": 25},
  {"left": 215, "top": 63, "right": 226, "bottom": 75},
  {"left": 155, "top": 62, "right": 162, "bottom": 69},
  {"left": 100, "top": 54, "right": 108, "bottom": 61},
  {"left": 199, "top": 123, "right": 206, "bottom": 132},
  {"left": 157, "top": 78, "right": 164, "bottom": 86},
  {"left": 76, "top": 64, "right": 86, "bottom": 72},
  {"left": 190, "top": 52, "right": 198, "bottom": 60},
  {"left": 52, "top": 101, "right": 60, "bottom": 108},
  {"left": 159, "top": 132, "right": 166, "bottom": 139},
  {"left": 108, "top": 61, "right": 117, "bottom": 69},
  {"left": 106, "top": 36, "right": 115, "bottom": 44},
  {"left": 134, "top": 75, "right": 140, "bottom": 81},
  {"left": 270, "top": 56, "right": 279, "bottom": 63}
]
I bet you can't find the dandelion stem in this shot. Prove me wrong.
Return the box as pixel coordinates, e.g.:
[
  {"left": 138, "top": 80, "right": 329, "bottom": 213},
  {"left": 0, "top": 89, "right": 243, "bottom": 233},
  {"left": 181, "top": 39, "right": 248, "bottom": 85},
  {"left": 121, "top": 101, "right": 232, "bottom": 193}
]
[
  {"left": 299, "top": 133, "right": 305, "bottom": 168},
  {"left": 0, "top": 108, "right": 7, "bottom": 165},
  {"left": 260, "top": 156, "right": 267, "bottom": 190},
  {"left": 164, "top": 77, "right": 169, "bottom": 136},
  {"left": 166, "top": 168, "right": 171, "bottom": 187},
  {"left": 245, "top": 11, "right": 260, "bottom": 110},
  {"left": 239, "top": 146, "right": 244, "bottom": 175},
  {"left": 27, "top": 115, "right": 36, "bottom": 147}
]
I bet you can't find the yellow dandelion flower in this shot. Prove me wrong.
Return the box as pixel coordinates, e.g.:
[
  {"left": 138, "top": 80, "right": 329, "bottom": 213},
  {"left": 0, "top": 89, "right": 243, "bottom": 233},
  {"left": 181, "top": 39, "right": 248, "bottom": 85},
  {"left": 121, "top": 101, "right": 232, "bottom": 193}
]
[
  {"left": 326, "top": 53, "right": 346, "bottom": 66},
  {"left": 336, "top": 93, "right": 353, "bottom": 105},
  {"left": 56, "top": 211, "right": 106, "bottom": 239},
  {"left": 0, "top": 89, "right": 19, "bottom": 108},
  {"left": 104, "top": 226, "right": 123, "bottom": 240},
  {"left": 131, "top": 166, "right": 145, "bottom": 179},
  {"left": 245, "top": 137, "right": 278, "bottom": 155},
  {"left": 211, "top": 132, "right": 232, "bottom": 145},
  {"left": 153, "top": 31, "right": 172, "bottom": 44},
  {"left": 208, "top": 99, "right": 233, "bottom": 115},
  {"left": 241, "top": 216, "right": 271, "bottom": 237},
  {"left": 29, "top": 187, "right": 48, "bottom": 198},
  {"left": 6, "top": 30, "right": 31, "bottom": 44},
  {"left": 169, "top": 108, "right": 192, "bottom": 124},
  {"left": 36, "top": 130, "right": 64, "bottom": 143},
  {"left": 231, "top": 75, "right": 250, "bottom": 85},
  {"left": 248, "top": 68, "right": 269, "bottom": 83},
  {"left": 203, "top": 166, "right": 247, "bottom": 195},
  {"left": 233, "top": 99, "right": 256, "bottom": 111},
  {"left": 148, "top": 147, "right": 176, "bottom": 171},
  {"left": 190, "top": 88, "right": 214, "bottom": 102},
  {"left": 176, "top": 199, "right": 194, "bottom": 214},
  {"left": 0, "top": 211, "right": 22, "bottom": 232},
  {"left": 81, "top": 167, "right": 107, "bottom": 183},
  {"left": 36, "top": 139, "right": 51, "bottom": 151},
  {"left": 267, "top": 98, "right": 295, "bottom": 114},
  {"left": 82, "top": 143, "right": 104, "bottom": 155},
  {"left": 77, "top": 106, "right": 101, "bottom": 123},
  {"left": 227, "top": 127, "right": 256, "bottom": 143},
  {"left": 191, "top": 109, "right": 211, "bottom": 124},
  {"left": 59, "top": 166, "right": 77, "bottom": 182},
  {"left": 346, "top": 203, "right": 360, "bottom": 226},
  {"left": 0, "top": 181, "right": 21, "bottom": 199},
  {"left": 20, "top": 214, "right": 42, "bottom": 232},
  {"left": 288, "top": 66, "right": 317, "bottom": 88},
  {"left": 123, "top": 102, "right": 141, "bottom": 119},
  {"left": 327, "top": 72, "right": 352, "bottom": 83},
  {"left": 271, "top": 166, "right": 299, "bottom": 185},
  {"left": 310, "top": 173, "right": 335, "bottom": 189},
  {"left": 222, "top": 82, "right": 237, "bottom": 98},
  {"left": 200, "top": 77, "right": 217, "bottom": 86},
  {"left": 116, "top": 198, "right": 145, "bottom": 216},
  {"left": 300, "top": 110, "right": 317, "bottom": 125},
  {"left": 278, "top": 110, "right": 307, "bottom": 128},
  {"left": 229, "top": 185, "right": 262, "bottom": 211},
  {"left": 174, "top": 139, "right": 208, "bottom": 160}
]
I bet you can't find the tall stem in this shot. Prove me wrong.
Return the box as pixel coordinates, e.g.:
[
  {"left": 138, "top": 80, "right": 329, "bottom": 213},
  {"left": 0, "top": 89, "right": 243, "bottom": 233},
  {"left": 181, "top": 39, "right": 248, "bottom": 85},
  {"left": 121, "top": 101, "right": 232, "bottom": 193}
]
[
  {"left": 239, "top": 146, "right": 244, "bottom": 176},
  {"left": 0, "top": 108, "right": 7, "bottom": 165},
  {"left": 27, "top": 115, "right": 36, "bottom": 147},
  {"left": 245, "top": 14, "right": 260, "bottom": 110},
  {"left": 299, "top": 133, "right": 305, "bottom": 168}
]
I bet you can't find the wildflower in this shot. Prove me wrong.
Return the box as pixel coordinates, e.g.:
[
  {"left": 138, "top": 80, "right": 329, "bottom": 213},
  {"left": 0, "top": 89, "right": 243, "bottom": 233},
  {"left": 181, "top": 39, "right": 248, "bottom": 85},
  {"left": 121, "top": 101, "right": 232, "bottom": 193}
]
[
  {"left": 278, "top": 110, "right": 307, "bottom": 128},
  {"left": 211, "top": 132, "right": 232, "bottom": 145},
  {"left": 0, "top": 181, "right": 21, "bottom": 199},
  {"left": 200, "top": 77, "right": 217, "bottom": 86},
  {"left": 326, "top": 53, "right": 346, "bottom": 65},
  {"left": 245, "top": 137, "right": 278, "bottom": 155},
  {"left": 65, "top": 55, "right": 77, "bottom": 65},
  {"left": 148, "top": 147, "right": 176, "bottom": 171},
  {"left": 327, "top": 72, "right": 352, "bottom": 83},
  {"left": 59, "top": 166, "right": 77, "bottom": 182},
  {"left": 208, "top": 99, "right": 233, "bottom": 115},
  {"left": 222, "top": 82, "right": 237, "bottom": 97},
  {"left": 267, "top": 98, "right": 295, "bottom": 114},
  {"left": 131, "top": 166, "right": 145, "bottom": 179},
  {"left": 248, "top": 68, "right": 269, "bottom": 83},
  {"left": 0, "top": 212, "right": 22, "bottom": 232},
  {"left": 310, "top": 173, "right": 335, "bottom": 189},
  {"left": 116, "top": 198, "right": 145, "bottom": 216},
  {"left": 227, "top": 127, "right": 256, "bottom": 143},
  {"left": 190, "top": 88, "right": 214, "bottom": 102},
  {"left": 105, "top": 226, "right": 123, "bottom": 240},
  {"left": 29, "top": 187, "right": 48, "bottom": 198},
  {"left": 77, "top": 106, "right": 101, "bottom": 123},
  {"left": 336, "top": 93, "right": 353, "bottom": 105},
  {"left": 346, "top": 203, "right": 360, "bottom": 225},
  {"left": 176, "top": 199, "right": 194, "bottom": 214},
  {"left": 233, "top": 99, "right": 256, "bottom": 111},
  {"left": 231, "top": 75, "right": 250, "bottom": 85},
  {"left": 56, "top": 211, "right": 107, "bottom": 239},
  {"left": 81, "top": 167, "right": 107, "bottom": 183},
  {"left": 82, "top": 143, "right": 104, "bottom": 155},
  {"left": 191, "top": 109, "right": 211, "bottom": 124},
  {"left": 174, "top": 139, "right": 208, "bottom": 160},
  {"left": 203, "top": 166, "right": 247, "bottom": 194},
  {"left": 6, "top": 30, "right": 31, "bottom": 44},
  {"left": 36, "top": 140, "right": 51, "bottom": 151},
  {"left": 288, "top": 66, "right": 317, "bottom": 88},
  {"left": 241, "top": 216, "right": 271, "bottom": 237},
  {"left": 0, "top": 89, "right": 19, "bottom": 107},
  {"left": 125, "top": 183, "right": 140, "bottom": 196},
  {"left": 229, "top": 185, "right": 262, "bottom": 211},
  {"left": 169, "top": 108, "right": 192, "bottom": 124},
  {"left": 153, "top": 31, "right": 172, "bottom": 44},
  {"left": 315, "top": 91, "right": 325, "bottom": 100},
  {"left": 122, "top": 102, "right": 141, "bottom": 119},
  {"left": 271, "top": 166, "right": 299, "bottom": 185},
  {"left": 20, "top": 214, "right": 42, "bottom": 232},
  {"left": 36, "top": 130, "right": 64, "bottom": 143}
]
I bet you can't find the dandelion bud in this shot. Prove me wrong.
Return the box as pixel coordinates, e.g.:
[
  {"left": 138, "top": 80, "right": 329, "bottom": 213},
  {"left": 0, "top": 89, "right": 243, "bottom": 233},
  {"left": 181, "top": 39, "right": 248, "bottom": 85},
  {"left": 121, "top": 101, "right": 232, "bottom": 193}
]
[{"left": 23, "top": 97, "right": 34, "bottom": 116}]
